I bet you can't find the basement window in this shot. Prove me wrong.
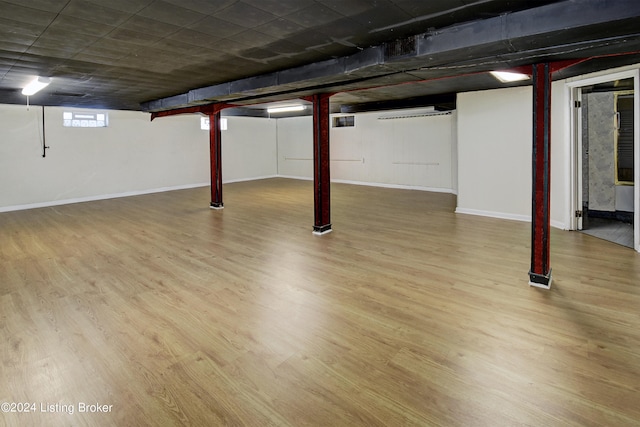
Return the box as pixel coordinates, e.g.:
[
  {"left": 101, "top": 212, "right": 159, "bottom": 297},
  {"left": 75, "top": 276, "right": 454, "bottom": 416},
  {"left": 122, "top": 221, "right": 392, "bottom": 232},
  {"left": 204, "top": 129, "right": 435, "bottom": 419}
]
[
  {"left": 201, "top": 117, "right": 228, "bottom": 130},
  {"left": 63, "top": 111, "right": 108, "bottom": 128},
  {"left": 332, "top": 115, "right": 355, "bottom": 128}
]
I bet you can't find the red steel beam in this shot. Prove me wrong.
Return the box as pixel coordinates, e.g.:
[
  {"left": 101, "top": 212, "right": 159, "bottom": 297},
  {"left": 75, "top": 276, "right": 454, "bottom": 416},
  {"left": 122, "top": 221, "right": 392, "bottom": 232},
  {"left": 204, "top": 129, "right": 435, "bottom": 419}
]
[
  {"left": 150, "top": 103, "right": 232, "bottom": 209},
  {"left": 529, "top": 63, "right": 553, "bottom": 289},
  {"left": 209, "top": 109, "right": 224, "bottom": 209},
  {"left": 150, "top": 103, "right": 233, "bottom": 120},
  {"left": 151, "top": 105, "right": 212, "bottom": 121},
  {"left": 304, "top": 93, "right": 333, "bottom": 235}
]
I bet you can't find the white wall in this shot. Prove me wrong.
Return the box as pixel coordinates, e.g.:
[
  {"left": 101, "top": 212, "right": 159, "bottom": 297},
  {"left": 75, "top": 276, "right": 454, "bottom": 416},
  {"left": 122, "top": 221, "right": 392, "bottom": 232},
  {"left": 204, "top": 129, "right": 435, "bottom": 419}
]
[
  {"left": 222, "top": 116, "right": 277, "bottom": 182},
  {"left": 3, "top": 78, "right": 618, "bottom": 230},
  {"left": 456, "top": 79, "right": 616, "bottom": 231},
  {"left": 276, "top": 116, "right": 313, "bottom": 180},
  {"left": 0, "top": 105, "right": 209, "bottom": 211},
  {"left": 0, "top": 105, "right": 277, "bottom": 212},
  {"left": 277, "top": 109, "right": 456, "bottom": 193},
  {"left": 550, "top": 79, "right": 570, "bottom": 229},
  {"left": 456, "top": 86, "right": 533, "bottom": 221}
]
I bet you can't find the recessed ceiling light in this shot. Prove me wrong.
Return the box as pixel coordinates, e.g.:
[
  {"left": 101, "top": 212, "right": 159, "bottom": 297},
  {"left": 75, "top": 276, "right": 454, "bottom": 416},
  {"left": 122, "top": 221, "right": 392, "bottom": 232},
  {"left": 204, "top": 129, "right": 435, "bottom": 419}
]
[{"left": 490, "top": 71, "right": 530, "bottom": 83}]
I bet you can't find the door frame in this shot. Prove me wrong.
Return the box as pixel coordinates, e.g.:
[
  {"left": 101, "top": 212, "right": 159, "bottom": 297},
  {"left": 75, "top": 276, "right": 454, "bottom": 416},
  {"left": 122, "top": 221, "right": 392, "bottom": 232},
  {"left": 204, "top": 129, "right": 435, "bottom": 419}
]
[{"left": 567, "top": 68, "right": 640, "bottom": 252}]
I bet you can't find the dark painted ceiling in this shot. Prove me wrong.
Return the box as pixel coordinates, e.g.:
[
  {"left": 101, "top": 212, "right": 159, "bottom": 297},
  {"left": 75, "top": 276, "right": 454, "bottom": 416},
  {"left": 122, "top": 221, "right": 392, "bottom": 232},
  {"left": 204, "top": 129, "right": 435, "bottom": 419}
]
[{"left": 1, "top": 0, "right": 640, "bottom": 114}]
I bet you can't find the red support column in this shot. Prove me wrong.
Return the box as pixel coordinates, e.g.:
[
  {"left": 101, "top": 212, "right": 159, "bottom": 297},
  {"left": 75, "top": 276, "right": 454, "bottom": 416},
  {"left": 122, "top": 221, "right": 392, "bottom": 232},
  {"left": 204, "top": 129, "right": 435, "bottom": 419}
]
[
  {"left": 309, "top": 93, "right": 332, "bottom": 234},
  {"left": 209, "top": 109, "right": 224, "bottom": 209},
  {"left": 529, "top": 63, "right": 552, "bottom": 288},
  {"left": 150, "top": 102, "right": 231, "bottom": 210}
]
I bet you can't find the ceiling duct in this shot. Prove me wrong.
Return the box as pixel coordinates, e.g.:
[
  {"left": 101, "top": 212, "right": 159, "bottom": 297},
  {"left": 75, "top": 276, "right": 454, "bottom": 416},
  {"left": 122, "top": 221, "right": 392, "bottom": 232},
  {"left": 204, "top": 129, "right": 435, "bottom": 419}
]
[
  {"left": 377, "top": 106, "right": 452, "bottom": 120},
  {"left": 384, "top": 35, "right": 418, "bottom": 60}
]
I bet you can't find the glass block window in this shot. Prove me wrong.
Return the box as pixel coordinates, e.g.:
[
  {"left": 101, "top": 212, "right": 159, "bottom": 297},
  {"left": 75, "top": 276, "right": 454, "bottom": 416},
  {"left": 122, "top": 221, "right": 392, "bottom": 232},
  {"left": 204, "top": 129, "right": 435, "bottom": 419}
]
[
  {"left": 201, "top": 117, "right": 228, "bottom": 130},
  {"left": 63, "top": 111, "right": 108, "bottom": 128}
]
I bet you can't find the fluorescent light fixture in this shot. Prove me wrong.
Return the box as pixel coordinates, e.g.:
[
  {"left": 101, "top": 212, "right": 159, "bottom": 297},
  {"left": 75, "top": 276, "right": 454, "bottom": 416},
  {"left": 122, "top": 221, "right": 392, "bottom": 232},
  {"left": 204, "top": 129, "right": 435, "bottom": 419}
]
[
  {"left": 22, "top": 76, "right": 51, "bottom": 96},
  {"left": 490, "top": 71, "right": 529, "bottom": 83},
  {"left": 267, "top": 105, "right": 305, "bottom": 114}
]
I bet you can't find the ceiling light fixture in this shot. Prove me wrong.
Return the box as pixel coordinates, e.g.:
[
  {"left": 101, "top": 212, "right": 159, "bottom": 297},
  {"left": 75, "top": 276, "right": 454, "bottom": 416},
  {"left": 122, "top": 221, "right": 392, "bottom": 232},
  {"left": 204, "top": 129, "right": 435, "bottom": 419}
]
[
  {"left": 22, "top": 76, "right": 52, "bottom": 96},
  {"left": 490, "top": 71, "right": 530, "bottom": 83},
  {"left": 267, "top": 105, "right": 305, "bottom": 114}
]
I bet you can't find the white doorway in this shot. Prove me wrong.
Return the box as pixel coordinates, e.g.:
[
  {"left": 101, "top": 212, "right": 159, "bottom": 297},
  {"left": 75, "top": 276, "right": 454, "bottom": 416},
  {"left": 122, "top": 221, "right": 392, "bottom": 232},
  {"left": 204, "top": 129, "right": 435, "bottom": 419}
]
[{"left": 568, "top": 69, "right": 640, "bottom": 252}]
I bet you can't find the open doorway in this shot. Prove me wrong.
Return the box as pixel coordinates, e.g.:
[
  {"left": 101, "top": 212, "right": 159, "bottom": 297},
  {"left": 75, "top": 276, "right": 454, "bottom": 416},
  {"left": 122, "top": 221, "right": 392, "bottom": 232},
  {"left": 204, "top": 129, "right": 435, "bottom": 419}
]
[
  {"left": 579, "top": 80, "right": 634, "bottom": 247},
  {"left": 570, "top": 70, "right": 639, "bottom": 252}
]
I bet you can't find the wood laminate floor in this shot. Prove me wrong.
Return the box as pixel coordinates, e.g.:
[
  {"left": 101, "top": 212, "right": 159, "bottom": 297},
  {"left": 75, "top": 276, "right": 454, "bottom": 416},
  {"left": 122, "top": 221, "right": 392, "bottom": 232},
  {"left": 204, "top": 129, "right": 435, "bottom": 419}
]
[{"left": 1, "top": 178, "right": 639, "bottom": 426}]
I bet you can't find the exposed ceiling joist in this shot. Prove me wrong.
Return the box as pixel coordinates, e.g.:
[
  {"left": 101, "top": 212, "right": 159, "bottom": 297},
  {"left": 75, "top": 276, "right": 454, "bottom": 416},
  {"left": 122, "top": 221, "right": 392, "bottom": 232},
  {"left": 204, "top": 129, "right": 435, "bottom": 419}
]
[
  {"left": 141, "top": 0, "right": 640, "bottom": 113},
  {"left": 1, "top": 0, "right": 639, "bottom": 114}
]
